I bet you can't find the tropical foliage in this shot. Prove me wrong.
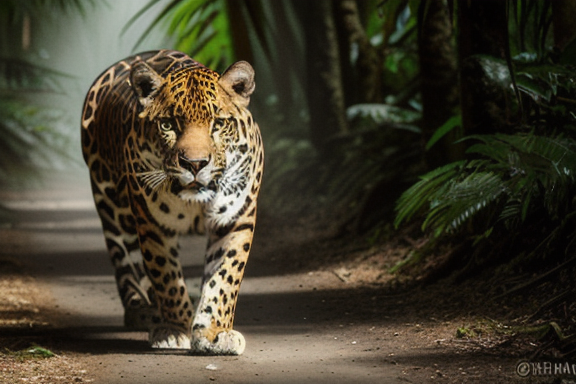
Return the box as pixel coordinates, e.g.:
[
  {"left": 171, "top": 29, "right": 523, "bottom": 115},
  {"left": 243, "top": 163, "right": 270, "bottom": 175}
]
[
  {"left": 0, "top": 0, "right": 91, "bottom": 186},
  {"left": 2, "top": 0, "right": 576, "bottom": 272},
  {"left": 125, "top": 0, "right": 233, "bottom": 69},
  {"left": 396, "top": 62, "right": 576, "bottom": 240},
  {"left": 136, "top": 2, "right": 576, "bottom": 257}
]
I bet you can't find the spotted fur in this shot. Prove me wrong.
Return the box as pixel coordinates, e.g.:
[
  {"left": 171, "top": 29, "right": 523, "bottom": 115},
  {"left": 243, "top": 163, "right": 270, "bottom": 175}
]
[{"left": 81, "top": 50, "right": 263, "bottom": 355}]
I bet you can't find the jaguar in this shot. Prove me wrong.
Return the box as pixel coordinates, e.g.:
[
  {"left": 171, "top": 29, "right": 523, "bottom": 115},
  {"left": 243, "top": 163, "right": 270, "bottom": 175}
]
[{"left": 81, "top": 49, "right": 263, "bottom": 355}]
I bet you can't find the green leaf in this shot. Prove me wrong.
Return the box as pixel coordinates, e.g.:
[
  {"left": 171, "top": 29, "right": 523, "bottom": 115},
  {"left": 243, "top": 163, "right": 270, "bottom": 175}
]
[
  {"left": 422, "top": 170, "right": 505, "bottom": 235},
  {"left": 126, "top": 0, "right": 232, "bottom": 67},
  {"left": 425, "top": 114, "right": 462, "bottom": 150},
  {"left": 26, "top": 346, "right": 55, "bottom": 358},
  {"left": 394, "top": 161, "right": 465, "bottom": 228},
  {"left": 515, "top": 73, "right": 552, "bottom": 103}
]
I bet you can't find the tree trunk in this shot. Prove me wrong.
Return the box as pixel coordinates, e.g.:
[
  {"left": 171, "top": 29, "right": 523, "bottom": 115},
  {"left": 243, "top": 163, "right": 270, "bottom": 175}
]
[
  {"left": 458, "top": 0, "right": 509, "bottom": 136},
  {"left": 335, "top": 0, "right": 382, "bottom": 105},
  {"left": 226, "top": 0, "right": 255, "bottom": 64},
  {"left": 299, "top": 0, "right": 348, "bottom": 154},
  {"left": 418, "top": 0, "right": 461, "bottom": 169},
  {"left": 552, "top": 0, "right": 576, "bottom": 53}
]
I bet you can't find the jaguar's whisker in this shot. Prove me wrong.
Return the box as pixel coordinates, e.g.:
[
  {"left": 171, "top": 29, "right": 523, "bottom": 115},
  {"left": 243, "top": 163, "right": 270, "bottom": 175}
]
[{"left": 138, "top": 170, "right": 168, "bottom": 191}]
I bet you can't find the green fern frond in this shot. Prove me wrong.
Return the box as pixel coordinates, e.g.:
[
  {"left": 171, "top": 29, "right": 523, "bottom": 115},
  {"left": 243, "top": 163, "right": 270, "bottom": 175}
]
[
  {"left": 423, "top": 169, "right": 505, "bottom": 236},
  {"left": 395, "top": 132, "right": 576, "bottom": 238},
  {"left": 394, "top": 161, "right": 465, "bottom": 228}
]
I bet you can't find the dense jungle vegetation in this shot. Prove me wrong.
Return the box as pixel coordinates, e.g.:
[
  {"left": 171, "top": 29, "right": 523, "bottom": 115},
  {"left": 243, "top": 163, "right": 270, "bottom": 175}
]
[{"left": 2, "top": 0, "right": 576, "bottom": 356}]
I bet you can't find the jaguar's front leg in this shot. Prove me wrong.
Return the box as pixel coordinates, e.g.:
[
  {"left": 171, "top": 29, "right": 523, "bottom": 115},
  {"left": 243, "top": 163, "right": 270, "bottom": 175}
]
[
  {"left": 190, "top": 217, "right": 255, "bottom": 355},
  {"left": 135, "top": 217, "right": 195, "bottom": 349}
]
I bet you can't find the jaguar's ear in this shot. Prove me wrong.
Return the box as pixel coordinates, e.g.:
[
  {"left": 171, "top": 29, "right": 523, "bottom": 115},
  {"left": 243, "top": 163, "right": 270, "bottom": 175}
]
[
  {"left": 130, "top": 61, "right": 163, "bottom": 108},
  {"left": 219, "top": 61, "right": 255, "bottom": 107}
]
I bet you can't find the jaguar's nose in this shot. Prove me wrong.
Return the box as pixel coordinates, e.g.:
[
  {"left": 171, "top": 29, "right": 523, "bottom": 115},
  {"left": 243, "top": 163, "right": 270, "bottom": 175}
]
[{"left": 179, "top": 153, "right": 209, "bottom": 175}]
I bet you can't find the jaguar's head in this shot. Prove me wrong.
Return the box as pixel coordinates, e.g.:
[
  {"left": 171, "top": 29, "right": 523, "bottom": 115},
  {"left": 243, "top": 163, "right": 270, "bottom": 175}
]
[{"left": 129, "top": 57, "right": 255, "bottom": 203}]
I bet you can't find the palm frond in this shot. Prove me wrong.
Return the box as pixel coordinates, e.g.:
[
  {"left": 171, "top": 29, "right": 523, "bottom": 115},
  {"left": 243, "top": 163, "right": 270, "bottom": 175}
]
[
  {"left": 508, "top": 0, "right": 552, "bottom": 59},
  {"left": 0, "top": 58, "right": 71, "bottom": 93},
  {"left": 0, "top": 0, "right": 100, "bottom": 25},
  {"left": 0, "top": 98, "right": 77, "bottom": 186},
  {"left": 394, "top": 161, "right": 466, "bottom": 229},
  {"left": 125, "top": 0, "right": 232, "bottom": 69},
  {"left": 423, "top": 168, "right": 505, "bottom": 236},
  {"left": 396, "top": 132, "right": 576, "bottom": 237}
]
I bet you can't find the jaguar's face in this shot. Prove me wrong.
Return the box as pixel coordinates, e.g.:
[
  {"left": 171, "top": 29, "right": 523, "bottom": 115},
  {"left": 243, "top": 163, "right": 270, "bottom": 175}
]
[
  {"left": 154, "top": 115, "right": 221, "bottom": 203},
  {"left": 130, "top": 59, "right": 256, "bottom": 203}
]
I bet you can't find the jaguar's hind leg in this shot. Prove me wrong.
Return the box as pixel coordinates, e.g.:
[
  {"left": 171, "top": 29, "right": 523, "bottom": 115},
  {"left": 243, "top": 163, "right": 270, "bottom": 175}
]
[
  {"left": 112, "top": 244, "right": 159, "bottom": 331},
  {"left": 89, "top": 177, "right": 160, "bottom": 330}
]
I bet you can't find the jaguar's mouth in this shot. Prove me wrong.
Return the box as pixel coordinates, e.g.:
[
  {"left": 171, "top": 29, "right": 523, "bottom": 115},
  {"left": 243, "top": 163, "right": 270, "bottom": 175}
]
[
  {"left": 184, "top": 181, "right": 201, "bottom": 189},
  {"left": 182, "top": 181, "right": 210, "bottom": 194},
  {"left": 172, "top": 180, "right": 216, "bottom": 203},
  {"left": 174, "top": 172, "right": 208, "bottom": 191},
  {"left": 167, "top": 168, "right": 217, "bottom": 202},
  {"left": 170, "top": 180, "right": 203, "bottom": 194},
  {"left": 170, "top": 176, "right": 205, "bottom": 193}
]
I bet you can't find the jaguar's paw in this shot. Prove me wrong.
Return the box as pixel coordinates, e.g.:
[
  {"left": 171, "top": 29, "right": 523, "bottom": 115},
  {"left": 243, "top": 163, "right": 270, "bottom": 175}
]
[
  {"left": 149, "top": 327, "right": 191, "bottom": 349},
  {"left": 191, "top": 329, "right": 245, "bottom": 355}
]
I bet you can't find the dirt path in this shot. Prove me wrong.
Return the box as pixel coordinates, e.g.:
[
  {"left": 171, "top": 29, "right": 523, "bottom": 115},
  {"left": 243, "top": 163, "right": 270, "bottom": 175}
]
[
  {"left": 0, "top": 182, "right": 525, "bottom": 384},
  {"left": 0, "top": 185, "right": 404, "bottom": 384}
]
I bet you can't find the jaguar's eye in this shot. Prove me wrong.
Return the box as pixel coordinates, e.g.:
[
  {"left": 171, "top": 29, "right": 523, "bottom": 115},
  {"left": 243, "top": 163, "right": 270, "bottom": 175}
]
[{"left": 159, "top": 120, "right": 173, "bottom": 131}]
